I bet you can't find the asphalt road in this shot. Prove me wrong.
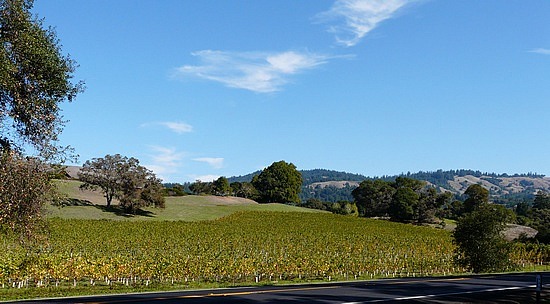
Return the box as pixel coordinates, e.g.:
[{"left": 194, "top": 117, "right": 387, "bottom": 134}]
[{"left": 8, "top": 272, "right": 549, "bottom": 304}]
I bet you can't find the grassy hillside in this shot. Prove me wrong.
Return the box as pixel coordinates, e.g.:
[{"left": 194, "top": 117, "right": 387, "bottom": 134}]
[{"left": 50, "top": 180, "right": 321, "bottom": 221}]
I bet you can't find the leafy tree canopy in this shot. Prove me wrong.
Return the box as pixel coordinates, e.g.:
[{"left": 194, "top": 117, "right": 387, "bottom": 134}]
[
  {"left": 0, "top": 0, "right": 83, "bottom": 160},
  {"left": 463, "top": 184, "right": 489, "bottom": 213},
  {"left": 252, "top": 160, "right": 302, "bottom": 204},
  {"left": 534, "top": 191, "right": 550, "bottom": 210},
  {"left": 212, "top": 176, "right": 230, "bottom": 196},
  {"left": 453, "top": 204, "right": 515, "bottom": 273},
  {"left": 78, "top": 154, "right": 165, "bottom": 213}
]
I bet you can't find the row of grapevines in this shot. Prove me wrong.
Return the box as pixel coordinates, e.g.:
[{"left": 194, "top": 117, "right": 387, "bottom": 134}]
[{"left": 0, "top": 212, "right": 547, "bottom": 289}]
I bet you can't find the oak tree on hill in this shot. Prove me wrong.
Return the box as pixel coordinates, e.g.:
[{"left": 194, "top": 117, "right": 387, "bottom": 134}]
[
  {"left": 252, "top": 160, "right": 302, "bottom": 204},
  {"left": 78, "top": 154, "right": 165, "bottom": 213}
]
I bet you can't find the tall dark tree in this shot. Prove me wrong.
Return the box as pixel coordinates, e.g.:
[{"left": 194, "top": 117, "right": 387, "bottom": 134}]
[
  {"left": 252, "top": 160, "right": 302, "bottom": 204},
  {"left": 389, "top": 187, "right": 418, "bottom": 222},
  {"left": 0, "top": 0, "right": 83, "bottom": 159},
  {"left": 212, "top": 176, "right": 230, "bottom": 196},
  {"left": 453, "top": 204, "right": 515, "bottom": 273},
  {"left": 533, "top": 191, "right": 550, "bottom": 210},
  {"left": 463, "top": 184, "right": 489, "bottom": 213},
  {"left": 352, "top": 179, "right": 395, "bottom": 217}
]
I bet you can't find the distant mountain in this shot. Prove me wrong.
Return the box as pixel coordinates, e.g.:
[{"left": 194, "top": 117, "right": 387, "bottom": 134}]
[{"left": 229, "top": 169, "right": 550, "bottom": 205}]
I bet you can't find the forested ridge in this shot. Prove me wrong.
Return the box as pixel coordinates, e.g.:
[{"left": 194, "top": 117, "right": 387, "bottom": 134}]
[{"left": 227, "top": 169, "right": 549, "bottom": 204}]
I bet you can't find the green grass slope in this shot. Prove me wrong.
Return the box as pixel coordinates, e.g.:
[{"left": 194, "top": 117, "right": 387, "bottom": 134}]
[{"left": 50, "top": 180, "right": 321, "bottom": 221}]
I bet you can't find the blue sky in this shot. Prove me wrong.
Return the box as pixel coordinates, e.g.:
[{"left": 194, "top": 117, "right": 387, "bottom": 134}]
[{"left": 32, "top": 0, "right": 550, "bottom": 182}]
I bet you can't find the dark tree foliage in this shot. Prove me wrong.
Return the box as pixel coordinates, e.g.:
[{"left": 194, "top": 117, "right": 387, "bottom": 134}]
[
  {"left": 389, "top": 187, "right": 418, "bottom": 222},
  {"left": 252, "top": 160, "right": 302, "bottom": 204},
  {"left": 463, "top": 184, "right": 489, "bottom": 213},
  {"left": 515, "top": 193, "right": 550, "bottom": 244},
  {"left": 534, "top": 191, "right": 550, "bottom": 210},
  {"left": 418, "top": 188, "right": 452, "bottom": 223},
  {"left": 352, "top": 177, "right": 449, "bottom": 223},
  {"left": 212, "top": 176, "right": 230, "bottom": 196},
  {"left": 163, "top": 183, "right": 188, "bottom": 196},
  {"left": 514, "top": 201, "right": 530, "bottom": 217},
  {"left": 78, "top": 154, "right": 165, "bottom": 213},
  {"left": 117, "top": 164, "right": 165, "bottom": 214},
  {"left": 440, "top": 199, "right": 464, "bottom": 220},
  {"left": 352, "top": 179, "right": 394, "bottom": 217},
  {"left": 528, "top": 209, "right": 550, "bottom": 243},
  {"left": 300, "top": 169, "right": 366, "bottom": 184},
  {"left": 300, "top": 198, "right": 358, "bottom": 216},
  {"left": 189, "top": 180, "right": 213, "bottom": 195},
  {"left": 301, "top": 183, "right": 356, "bottom": 203},
  {"left": 0, "top": 0, "right": 83, "bottom": 160},
  {"left": 453, "top": 204, "right": 515, "bottom": 273}
]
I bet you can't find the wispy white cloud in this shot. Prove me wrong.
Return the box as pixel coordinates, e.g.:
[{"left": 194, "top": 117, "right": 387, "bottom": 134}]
[
  {"left": 175, "top": 50, "right": 331, "bottom": 93},
  {"left": 529, "top": 48, "right": 550, "bottom": 55},
  {"left": 193, "top": 157, "right": 224, "bottom": 169},
  {"left": 189, "top": 174, "right": 220, "bottom": 182},
  {"left": 316, "top": 0, "right": 414, "bottom": 47},
  {"left": 144, "top": 146, "right": 186, "bottom": 181},
  {"left": 141, "top": 121, "right": 193, "bottom": 134},
  {"left": 159, "top": 121, "right": 193, "bottom": 134}
]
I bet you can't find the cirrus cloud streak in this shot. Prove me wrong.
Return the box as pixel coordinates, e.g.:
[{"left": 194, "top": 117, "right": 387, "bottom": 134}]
[
  {"left": 530, "top": 48, "right": 550, "bottom": 55},
  {"left": 175, "top": 50, "right": 332, "bottom": 93},
  {"left": 317, "top": 0, "right": 414, "bottom": 47},
  {"left": 193, "top": 157, "right": 224, "bottom": 169}
]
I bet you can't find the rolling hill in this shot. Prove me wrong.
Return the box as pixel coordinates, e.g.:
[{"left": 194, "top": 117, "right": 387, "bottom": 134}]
[{"left": 51, "top": 179, "right": 321, "bottom": 221}]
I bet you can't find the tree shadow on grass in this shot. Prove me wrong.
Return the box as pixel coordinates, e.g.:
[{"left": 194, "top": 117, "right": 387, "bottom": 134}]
[
  {"left": 93, "top": 205, "right": 156, "bottom": 218},
  {"left": 53, "top": 198, "right": 95, "bottom": 207}
]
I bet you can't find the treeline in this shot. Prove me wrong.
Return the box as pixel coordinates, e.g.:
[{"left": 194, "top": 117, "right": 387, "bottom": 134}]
[
  {"left": 300, "top": 183, "right": 356, "bottom": 202},
  {"left": 300, "top": 169, "right": 366, "bottom": 184}
]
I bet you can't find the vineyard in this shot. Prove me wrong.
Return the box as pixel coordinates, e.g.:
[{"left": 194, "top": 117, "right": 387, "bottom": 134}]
[{"left": 1, "top": 212, "right": 549, "bottom": 298}]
